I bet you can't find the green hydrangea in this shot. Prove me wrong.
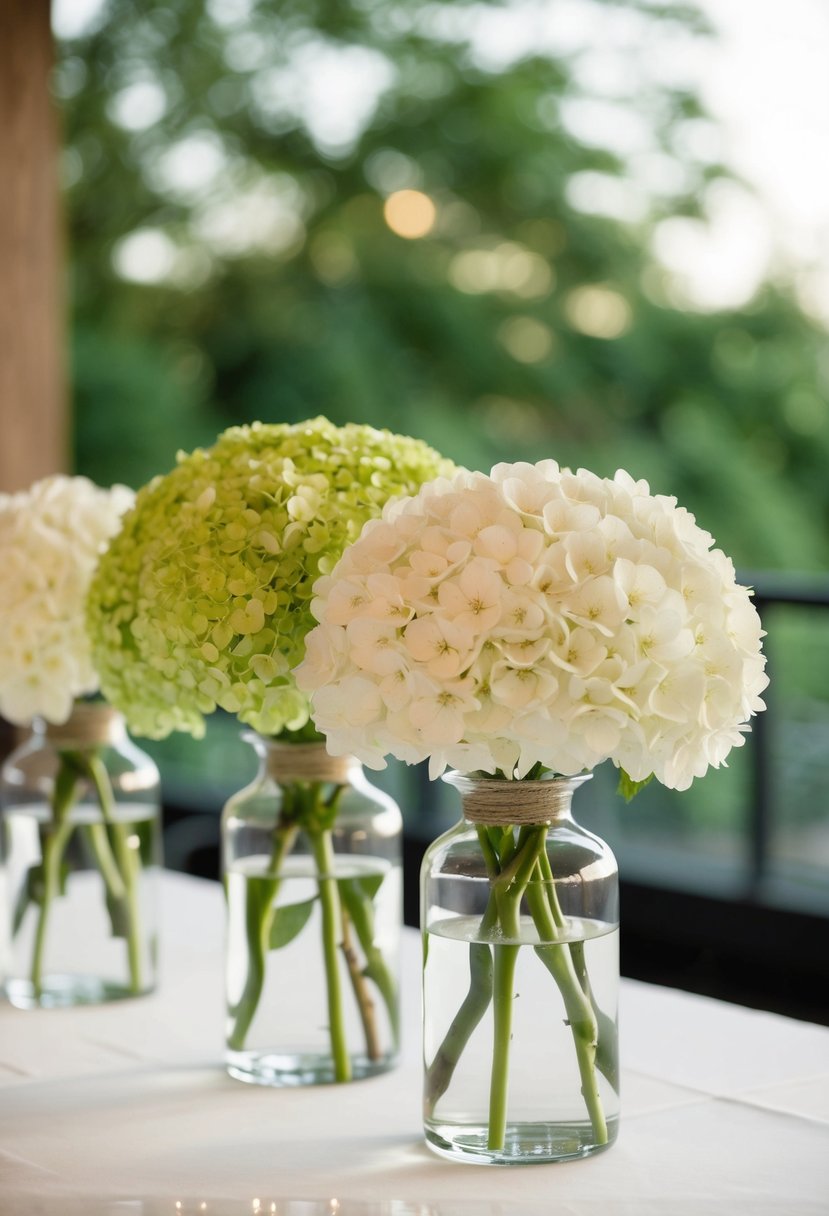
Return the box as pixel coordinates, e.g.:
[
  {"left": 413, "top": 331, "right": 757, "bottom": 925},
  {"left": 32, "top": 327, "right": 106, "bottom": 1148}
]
[{"left": 87, "top": 418, "right": 454, "bottom": 739}]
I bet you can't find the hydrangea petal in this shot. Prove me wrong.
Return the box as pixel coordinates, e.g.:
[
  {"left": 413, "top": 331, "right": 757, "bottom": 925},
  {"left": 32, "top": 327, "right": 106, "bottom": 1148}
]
[
  {"left": 88, "top": 419, "right": 453, "bottom": 738},
  {"left": 299, "top": 460, "right": 768, "bottom": 788}
]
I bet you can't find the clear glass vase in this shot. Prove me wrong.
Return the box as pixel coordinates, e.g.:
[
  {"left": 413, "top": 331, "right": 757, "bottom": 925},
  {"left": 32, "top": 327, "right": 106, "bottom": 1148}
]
[
  {"left": 222, "top": 736, "right": 402, "bottom": 1086},
  {"left": 0, "top": 702, "right": 162, "bottom": 1008},
  {"left": 421, "top": 771, "right": 620, "bottom": 1165}
]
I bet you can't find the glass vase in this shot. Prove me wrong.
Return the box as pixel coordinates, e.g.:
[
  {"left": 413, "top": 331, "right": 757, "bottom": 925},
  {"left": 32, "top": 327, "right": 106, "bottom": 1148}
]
[
  {"left": 421, "top": 771, "right": 619, "bottom": 1165},
  {"left": 0, "top": 702, "right": 162, "bottom": 1009},
  {"left": 222, "top": 736, "right": 402, "bottom": 1086}
]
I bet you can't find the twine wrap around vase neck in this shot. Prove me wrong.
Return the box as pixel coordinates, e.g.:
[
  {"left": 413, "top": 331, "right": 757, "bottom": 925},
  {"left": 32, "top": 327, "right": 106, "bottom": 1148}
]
[
  {"left": 254, "top": 738, "right": 357, "bottom": 785},
  {"left": 447, "top": 772, "right": 592, "bottom": 826},
  {"left": 41, "top": 703, "right": 126, "bottom": 749}
]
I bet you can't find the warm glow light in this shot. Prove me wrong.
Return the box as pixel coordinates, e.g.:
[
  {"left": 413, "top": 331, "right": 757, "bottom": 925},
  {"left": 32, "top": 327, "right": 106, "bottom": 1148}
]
[
  {"left": 498, "top": 316, "right": 554, "bottom": 363},
  {"left": 449, "top": 242, "right": 553, "bottom": 298},
  {"left": 565, "top": 285, "right": 632, "bottom": 339},
  {"left": 383, "top": 190, "right": 436, "bottom": 239}
]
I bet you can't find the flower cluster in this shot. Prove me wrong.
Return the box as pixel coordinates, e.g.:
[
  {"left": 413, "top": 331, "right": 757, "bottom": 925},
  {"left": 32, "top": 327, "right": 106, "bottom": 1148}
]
[
  {"left": 0, "top": 475, "right": 134, "bottom": 726},
  {"left": 87, "top": 418, "right": 453, "bottom": 739},
  {"left": 297, "top": 461, "right": 769, "bottom": 789}
]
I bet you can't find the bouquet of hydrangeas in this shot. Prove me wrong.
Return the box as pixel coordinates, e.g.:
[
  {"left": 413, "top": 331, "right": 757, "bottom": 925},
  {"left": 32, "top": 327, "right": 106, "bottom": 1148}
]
[
  {"left": 297, "top": 459, "right": 768, "bottom": 1148},
  {"left": 88, "top": 418, "right": 454, "bottom": 1078},
  {"left": 0, "top": 475, "right": 144, "bottom": 999}
]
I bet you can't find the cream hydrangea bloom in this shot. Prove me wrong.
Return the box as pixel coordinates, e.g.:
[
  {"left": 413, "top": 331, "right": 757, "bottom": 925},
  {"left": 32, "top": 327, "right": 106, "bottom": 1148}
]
[
  {"left": 296, "top": 462, "right": 769, "bottom": 789},
  {"left": 87, "top": 418, "right": 453, "bottom": 739},
  {"left": 0, "top": 475, "right": 134, "bottom": 725}
]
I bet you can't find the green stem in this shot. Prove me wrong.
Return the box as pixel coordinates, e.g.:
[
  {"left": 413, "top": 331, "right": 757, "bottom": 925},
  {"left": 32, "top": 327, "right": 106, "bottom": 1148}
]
[
  {"left": 486, "top": 826, "right": 547, "bottom": 1150},
  {"left": 28, "top": 749, "right": 95, "bottom": 997},
  {"left": 226, "top": 773, "right": 393, "bottom": 1075},
  {"left": 424, "top": 825, "right": 549, "bottom": 1143},
  {"left": 488, "top": 895, "right": 520, "bottom": 1151},
  {"left": 340, "top": 907, "right": 381, "bottom": 1060},
  {"left": 81, "top": 824, "right": 127, "bottom": 904},
  {"left": 536, "top": 848, "right": 566, "bottom": 929},
  {"left": 30, "top": 818, "right": 75, "bottom": 997},
  {"left": 494, "top": 825, "right": 545, "bottom": 903},
  {"left": 29, "top": 749, "right": 89, "bottom": 996},
  {"left": 526, "top": 866, "right": 608, "bottom": 1144},
  {"left": 533, "top": 943, "right": 608, "bottom": 1144},
  {"left": 426, "top": 810, "right": 614, "bottom": 1149},
  {"left": 537, "top": 849, "right": 618, "bottom": 1093},
  {"left": 338, "top": 879, "right": 400, "bottom": 1048},
  {"left": 568, "top": 937, "right": 619, "bottom": 1094},
  {"left": 87, "top": 754, "right": 144, "bottom": 995},
  {"left": 476, "top": 826, "right": 501, "bottom": 878},
  {"left": 226, "top": 823, "right": 297, "bottom": 1051},
  {"left": 423, "top": 891, "right": 498, "bottom": 1116},
  {"left": 309, "top": 828, "right": 351, "bottom": 1082}
]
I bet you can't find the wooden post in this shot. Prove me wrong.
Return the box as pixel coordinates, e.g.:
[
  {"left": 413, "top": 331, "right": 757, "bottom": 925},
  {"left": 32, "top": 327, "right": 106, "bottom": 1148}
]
[{"left": 0, "top": 0, "right": 68, "bottom": 493}]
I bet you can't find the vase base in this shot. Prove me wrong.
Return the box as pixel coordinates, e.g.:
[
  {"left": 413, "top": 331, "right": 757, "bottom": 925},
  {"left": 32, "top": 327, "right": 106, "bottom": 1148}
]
[
  {"left": 225, "top": 1047, "right": 398, "bottom": 1087},
  {"left": 4, "top": 973, "right": 151, "bottom": 1010},
  {"left": 424, "top": 1117, "right": 619, "bottom": 1165}
]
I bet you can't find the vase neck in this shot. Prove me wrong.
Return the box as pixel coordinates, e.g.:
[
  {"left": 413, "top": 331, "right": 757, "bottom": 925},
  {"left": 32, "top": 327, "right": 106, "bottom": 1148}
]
[
  {"left": 246, "top": 735, "right": 358, "bottom": 785},
  {"left": 445, "top": 771, "right": 591, "bottom": 826},
  {"left": 37, "top": 702, "right": 126, "bottom": 749}
]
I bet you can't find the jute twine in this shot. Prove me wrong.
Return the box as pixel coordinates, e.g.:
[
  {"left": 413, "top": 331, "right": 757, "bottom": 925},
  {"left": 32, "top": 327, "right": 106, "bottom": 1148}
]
[
  {"left": 457, "top": 778, "right": 585, "bottom": 826},
  {"left": 44, "top": 703, "right": 125, "bottom": 748},
  {"left": 263, "top": 741, "right": 355, "bottom": 784}
]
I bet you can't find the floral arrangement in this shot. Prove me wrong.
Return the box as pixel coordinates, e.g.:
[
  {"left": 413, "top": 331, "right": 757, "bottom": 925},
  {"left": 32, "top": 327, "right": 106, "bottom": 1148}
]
[
  {"left": 0, "top": 475, "right": 148, "bottom": 1000},
  {"left": 297, "top": 460, "right": 768, "bottom": 789},
  {"left": 88, "top": 418, "right": 454, "bottom": 740},
  {"left": 0, "top": 475, "right": 133, "bottom": 725},
  {"left": 87, "top": 417, "right": 453, "bottom": 1080},
  {"left": 297, "top": 458, "right": 768, "bottom": 1149}
]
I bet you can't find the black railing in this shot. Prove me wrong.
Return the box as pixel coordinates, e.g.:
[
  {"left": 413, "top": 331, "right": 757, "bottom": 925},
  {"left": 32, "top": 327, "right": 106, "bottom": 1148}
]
[
  {"left": 613, "top": 571, "right": 829, "bottom": 1023},
  {"left": 742, "top": 572, "right": 829, "bottom": 900}
]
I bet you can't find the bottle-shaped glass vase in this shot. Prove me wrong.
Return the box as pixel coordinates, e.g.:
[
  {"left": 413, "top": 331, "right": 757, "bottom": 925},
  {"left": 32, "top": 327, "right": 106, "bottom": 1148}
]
[
  {"left": 222, "top": 736, "right": 402, "bottom": 1086},
  {"left": 421, "top": 771, "right": 620, "bottom": 1165},
  {"left": 0, "top": 702, "right": 162, "bottom": 1009}
]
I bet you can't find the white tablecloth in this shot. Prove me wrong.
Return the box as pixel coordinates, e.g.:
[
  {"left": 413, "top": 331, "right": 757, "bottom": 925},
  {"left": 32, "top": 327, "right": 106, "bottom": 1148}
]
[{"left": 1, "top": 872, "right": 828, "bottom": 1215}]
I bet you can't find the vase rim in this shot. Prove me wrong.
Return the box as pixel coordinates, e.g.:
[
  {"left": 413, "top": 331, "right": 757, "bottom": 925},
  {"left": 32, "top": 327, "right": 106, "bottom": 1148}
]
[
  {"left": 242, "top": 732, "right": 329, "bottom": 748},
  {"left": 442, "top": 769, "right": 592, "bottom": 789},
  {"left": 37, "top": 701, "right": 126, "bottom": 748},
  {"left": 241, "top": 732, "right": 360, "bottom": 783},
  {"left": 442, "top": 769, "right": 592, "bottom": 826}
]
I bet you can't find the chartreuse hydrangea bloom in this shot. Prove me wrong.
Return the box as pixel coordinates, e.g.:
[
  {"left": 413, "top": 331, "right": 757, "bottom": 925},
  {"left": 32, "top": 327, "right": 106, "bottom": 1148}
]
[{"left": 87, "top": 418, "right": 454, "bottom": 739}]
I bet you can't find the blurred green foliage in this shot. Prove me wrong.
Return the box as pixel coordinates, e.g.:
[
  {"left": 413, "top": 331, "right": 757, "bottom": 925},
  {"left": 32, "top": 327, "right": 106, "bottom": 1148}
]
[
  {"left": 57, "top": 0, "right": 829, "bottom": 899},
  {"left": 57, "top": 0, "right": 829, "bottom": 572}
]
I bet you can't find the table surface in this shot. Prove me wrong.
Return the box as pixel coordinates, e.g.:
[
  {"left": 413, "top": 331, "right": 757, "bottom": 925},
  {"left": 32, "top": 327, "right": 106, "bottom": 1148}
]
[{"left": 1, "top": 872, "right": 828, "bottom": 1216}]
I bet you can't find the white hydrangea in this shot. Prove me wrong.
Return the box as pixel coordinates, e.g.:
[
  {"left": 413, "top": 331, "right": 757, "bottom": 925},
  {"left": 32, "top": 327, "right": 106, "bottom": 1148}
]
[
  {"left": 296, "top": 462, "right": 769, "bottom": 790},
  {"left": 0, "top": 475, "right": 134, "bottom": 726}
]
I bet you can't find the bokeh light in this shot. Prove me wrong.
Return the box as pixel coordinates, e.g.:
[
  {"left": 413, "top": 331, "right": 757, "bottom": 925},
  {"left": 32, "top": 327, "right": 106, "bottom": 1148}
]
[{"left": 383, "top": 190, "right": 437, "bottom": 239}]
